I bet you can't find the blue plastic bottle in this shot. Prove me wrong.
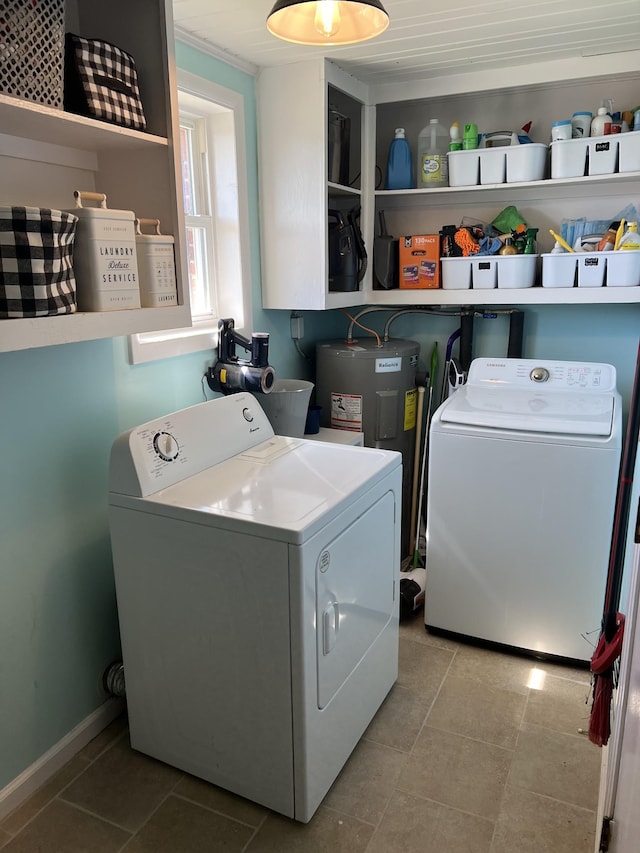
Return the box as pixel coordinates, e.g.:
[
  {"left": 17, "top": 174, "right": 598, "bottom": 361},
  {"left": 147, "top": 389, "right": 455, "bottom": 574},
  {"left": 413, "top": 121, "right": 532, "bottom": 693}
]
[{"left": 386, "top": 128, "right": 413, "bottom": 190}]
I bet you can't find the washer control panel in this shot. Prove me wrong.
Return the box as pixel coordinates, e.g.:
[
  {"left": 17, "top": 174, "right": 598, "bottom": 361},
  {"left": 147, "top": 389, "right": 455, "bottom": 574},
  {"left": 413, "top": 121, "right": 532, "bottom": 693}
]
[{"left": 469, "top": 358, "right": 617, "bottom": 393}]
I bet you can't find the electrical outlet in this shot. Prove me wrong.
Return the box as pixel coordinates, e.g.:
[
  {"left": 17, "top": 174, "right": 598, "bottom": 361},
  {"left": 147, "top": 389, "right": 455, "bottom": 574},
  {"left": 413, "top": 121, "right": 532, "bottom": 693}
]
[{"left": 290, "top": 314, "right": 304, "bottom": 340}]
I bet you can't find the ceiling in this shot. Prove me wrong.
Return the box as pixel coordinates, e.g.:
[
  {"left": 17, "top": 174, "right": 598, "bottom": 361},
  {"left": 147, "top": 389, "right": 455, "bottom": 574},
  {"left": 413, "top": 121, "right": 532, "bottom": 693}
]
[{"left": 172, "top": 0, "right": 640, "bottom": 85}]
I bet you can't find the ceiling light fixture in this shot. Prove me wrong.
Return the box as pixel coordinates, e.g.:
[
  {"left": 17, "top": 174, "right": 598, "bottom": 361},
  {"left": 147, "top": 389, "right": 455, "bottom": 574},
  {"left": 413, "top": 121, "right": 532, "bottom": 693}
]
[{"left": 266, "top": 0, "right": 389, "bottom": 46}]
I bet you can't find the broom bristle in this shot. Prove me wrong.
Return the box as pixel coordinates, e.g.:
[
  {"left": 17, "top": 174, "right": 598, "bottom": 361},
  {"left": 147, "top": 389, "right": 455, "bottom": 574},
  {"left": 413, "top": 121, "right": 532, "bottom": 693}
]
[{"left": 588, "top": 672, "right": 613, "bottom": 747}]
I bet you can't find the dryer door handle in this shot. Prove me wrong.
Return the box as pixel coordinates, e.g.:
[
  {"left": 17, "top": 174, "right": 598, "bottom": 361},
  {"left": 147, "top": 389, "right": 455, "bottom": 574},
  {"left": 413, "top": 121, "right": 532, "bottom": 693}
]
[{"left": 322, "top": 601, "right": 339, "bottom": 655}]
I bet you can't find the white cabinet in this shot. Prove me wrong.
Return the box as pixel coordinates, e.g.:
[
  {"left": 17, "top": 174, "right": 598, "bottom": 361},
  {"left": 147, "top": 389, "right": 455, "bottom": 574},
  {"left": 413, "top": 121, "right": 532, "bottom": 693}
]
[
  {"left": 257, "top": 59, "right": 373, "bottom": 310},
  {"left": 0, "top": 0, "right": 189, "bottom": 353},
  {"left": 257, "top": 51, "right": 640, "bottom": 310}
]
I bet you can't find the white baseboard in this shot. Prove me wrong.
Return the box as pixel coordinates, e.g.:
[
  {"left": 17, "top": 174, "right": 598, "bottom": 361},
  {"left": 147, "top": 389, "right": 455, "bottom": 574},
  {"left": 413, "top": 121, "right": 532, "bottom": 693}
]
[{"left": 0, "top": 697, "right": 125, "bottom": 821}]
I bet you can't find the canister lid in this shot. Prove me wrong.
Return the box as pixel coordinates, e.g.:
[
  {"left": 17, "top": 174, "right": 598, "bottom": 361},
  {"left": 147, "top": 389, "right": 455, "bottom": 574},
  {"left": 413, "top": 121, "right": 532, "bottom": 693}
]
[
  {"left": 135, "top": 233, "right": 174, "bottom": 244},
  {"left": 67, "top": 207, "right": 135, "bottom": 221}
]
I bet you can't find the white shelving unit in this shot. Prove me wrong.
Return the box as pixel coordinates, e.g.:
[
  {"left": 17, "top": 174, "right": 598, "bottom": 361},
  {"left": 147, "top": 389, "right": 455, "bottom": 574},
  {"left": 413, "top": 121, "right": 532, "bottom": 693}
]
[
  {"left": 366, "top": 61, "right": 640, "bottom": 309},
  {"left": 0, "top": 0, "right": 190, "bottom": 353},
  {"left": 257, "top": 52, "right": 640, "bottom": 311},
  {"left": 367, "top": 170, "right": 640, "bottom": 306}
]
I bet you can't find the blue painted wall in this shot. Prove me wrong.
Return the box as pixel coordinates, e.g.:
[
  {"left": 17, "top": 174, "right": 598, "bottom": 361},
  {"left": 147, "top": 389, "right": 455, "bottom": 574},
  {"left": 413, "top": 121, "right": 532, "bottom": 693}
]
[
  {"left": 0, "top": 41, "right": 338, "bottom": 793},
  {"left": 1, "top": 38, "right": 638, "bottom": 794}
]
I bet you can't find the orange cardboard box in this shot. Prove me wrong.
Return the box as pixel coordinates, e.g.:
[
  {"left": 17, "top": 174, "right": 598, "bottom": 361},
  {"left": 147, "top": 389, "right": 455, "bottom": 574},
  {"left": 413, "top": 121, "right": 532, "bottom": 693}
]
[{"left": 399, "top": 234, "right": 440, "bottom": 289}]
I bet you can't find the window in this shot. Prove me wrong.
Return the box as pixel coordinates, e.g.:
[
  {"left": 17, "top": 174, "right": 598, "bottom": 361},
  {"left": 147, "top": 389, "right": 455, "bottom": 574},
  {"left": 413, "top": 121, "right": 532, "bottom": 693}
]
[{"left": 129, "top": 70, "right": 253, "bottom": 364}]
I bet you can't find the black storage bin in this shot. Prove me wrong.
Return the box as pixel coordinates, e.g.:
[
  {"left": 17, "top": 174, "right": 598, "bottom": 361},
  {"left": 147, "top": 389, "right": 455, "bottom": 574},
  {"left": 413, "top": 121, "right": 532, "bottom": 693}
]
[
  {"left": 0, "top": 207, "right": 78, "bottom": 319},
  {"left": 64, "top": 32, "right": 147, "bottom": 131}
]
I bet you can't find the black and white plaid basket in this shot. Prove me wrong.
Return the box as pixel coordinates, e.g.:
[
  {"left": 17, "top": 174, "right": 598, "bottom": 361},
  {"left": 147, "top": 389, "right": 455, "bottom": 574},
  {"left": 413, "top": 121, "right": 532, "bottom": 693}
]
[
  {"left": 64, "top": 33, "right": 147, "bottom": 131},
  {"left": 0, "top": 207, "right": 78, "bottom": 319}
]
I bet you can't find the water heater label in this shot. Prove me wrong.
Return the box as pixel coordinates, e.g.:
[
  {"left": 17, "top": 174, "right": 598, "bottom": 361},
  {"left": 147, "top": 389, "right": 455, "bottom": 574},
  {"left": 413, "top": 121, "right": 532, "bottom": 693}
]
[
  {"left": 375, "top": 357, "right": 402, "bottom": 373},
  {"left": 404, "top": 388, "right": 417, "bottom": 431},
  {"left": 330, "top": 393, "right": 363, "bottom": 431}
]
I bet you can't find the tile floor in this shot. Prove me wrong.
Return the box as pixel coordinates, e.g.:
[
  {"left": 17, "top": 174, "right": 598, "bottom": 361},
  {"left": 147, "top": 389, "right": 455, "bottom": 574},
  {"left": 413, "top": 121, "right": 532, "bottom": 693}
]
[{"left": 0, "top": 614, "right": 602, "bottom": 852}]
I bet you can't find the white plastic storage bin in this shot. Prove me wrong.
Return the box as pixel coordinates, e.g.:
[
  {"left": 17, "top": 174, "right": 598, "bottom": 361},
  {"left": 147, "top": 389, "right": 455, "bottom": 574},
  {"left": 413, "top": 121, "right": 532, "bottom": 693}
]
[
  {"left": 587, "top": 136, "right": 618, "bottom": 176},
  {"left": 618, "top": 131, "right": 640, "bottom": 173},
  {"left": 447, "top": 150, "right": 480, "bottom": 187},
  {"left": 479, "top": 148, "right": 506, "bottom": 184},
  {"left": 541, "top": 253, "right": 577, "bottom": 288},
  {"left": 550, "top": 138, "right": 588, "bottom": 179},
  {"left": 441, "top": 254, "right": 538, "bottom": 289},
  {"left": 551, "top": 133, "right": 620, "bottom": 179},
  {"left": 606, "top": 252, "right": 640, "bottom": 287},
  {"left": 448, "top": 144, "right": 547, "bottom": 187},
  {"left": 577, "top": 254, "right": 605, "bottom": 287},
  {"left": 65, "top": 191, "right": 140, "bottom": 312},
  {"left": 471, "top": 256, "right": 497, "bottom": 289},
  {"left": 505, "top": 144, "right": 547, "bottom": 183},
  {"left": 496, "top": 254, "right": 538, "bottom": 288},
  {"left": 441, "top": 257, "right": 472, "bottom": 289}
]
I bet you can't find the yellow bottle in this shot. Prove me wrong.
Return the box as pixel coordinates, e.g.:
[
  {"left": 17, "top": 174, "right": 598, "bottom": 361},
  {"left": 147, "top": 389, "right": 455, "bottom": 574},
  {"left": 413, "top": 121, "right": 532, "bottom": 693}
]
[{"left": 619, "top": 222, "right": 640, "bottom": 250}]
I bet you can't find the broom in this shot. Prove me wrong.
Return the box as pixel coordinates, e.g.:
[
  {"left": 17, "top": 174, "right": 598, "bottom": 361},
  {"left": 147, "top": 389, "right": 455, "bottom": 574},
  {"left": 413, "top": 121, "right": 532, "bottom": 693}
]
[{"left": 589, "top": 340, "right": 640, "bottom": 747}]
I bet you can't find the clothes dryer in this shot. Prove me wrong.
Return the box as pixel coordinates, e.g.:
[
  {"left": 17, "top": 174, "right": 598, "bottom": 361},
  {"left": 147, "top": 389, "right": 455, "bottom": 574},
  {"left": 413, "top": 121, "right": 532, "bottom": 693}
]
[
  {"left": 425, "top": 358, "right": 622, "bottom": 662},
  {"left": 108, "top": 393, "right": 401, "bottom": 822}
]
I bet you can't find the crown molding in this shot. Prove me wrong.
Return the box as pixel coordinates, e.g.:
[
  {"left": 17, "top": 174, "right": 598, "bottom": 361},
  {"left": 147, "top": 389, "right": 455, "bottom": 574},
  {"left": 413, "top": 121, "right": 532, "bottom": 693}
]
[{"left": 174, "top": 26, "right": 258, "bottom": 76}]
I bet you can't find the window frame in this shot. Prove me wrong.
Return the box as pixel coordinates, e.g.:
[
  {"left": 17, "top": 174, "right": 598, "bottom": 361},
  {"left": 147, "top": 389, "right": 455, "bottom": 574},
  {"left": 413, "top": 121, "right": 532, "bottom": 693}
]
[{"left": 129, "top": 69, "right": 253, "bottom": 364}]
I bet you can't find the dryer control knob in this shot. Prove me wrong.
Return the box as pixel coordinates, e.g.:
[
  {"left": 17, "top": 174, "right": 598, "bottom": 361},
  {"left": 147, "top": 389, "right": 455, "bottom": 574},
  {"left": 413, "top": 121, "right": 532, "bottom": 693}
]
[
  {"left": 242, "top": 407, "right": 254, "bottom": 422},
  {"left": 530, "top": 367, "right": 550, "bottom": 383}
]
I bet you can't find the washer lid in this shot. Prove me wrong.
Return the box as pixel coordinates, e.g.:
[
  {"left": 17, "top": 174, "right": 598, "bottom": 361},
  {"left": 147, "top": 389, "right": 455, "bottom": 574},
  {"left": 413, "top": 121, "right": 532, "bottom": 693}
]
[{"left": 440, "top": 384, "right": 615, "bottom": 435}]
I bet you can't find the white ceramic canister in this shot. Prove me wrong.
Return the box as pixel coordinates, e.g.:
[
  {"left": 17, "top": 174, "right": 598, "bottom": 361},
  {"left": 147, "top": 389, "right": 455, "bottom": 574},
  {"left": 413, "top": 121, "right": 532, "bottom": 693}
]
[
  {"left": 66, "top": 191, "right": 140, "bottom": 312},
  {"left": 571, "top": 112, "right": 592, "bottom": 138},
  {"left": 135, "top": 218, "right": 178, "bottom": 307}
]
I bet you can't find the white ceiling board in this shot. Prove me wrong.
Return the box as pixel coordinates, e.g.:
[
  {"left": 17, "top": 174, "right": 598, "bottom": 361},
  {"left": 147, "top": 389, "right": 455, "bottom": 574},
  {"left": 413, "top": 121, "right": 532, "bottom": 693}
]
[{"left": 172, "top": 0, "right": 640, "bottom": 83}]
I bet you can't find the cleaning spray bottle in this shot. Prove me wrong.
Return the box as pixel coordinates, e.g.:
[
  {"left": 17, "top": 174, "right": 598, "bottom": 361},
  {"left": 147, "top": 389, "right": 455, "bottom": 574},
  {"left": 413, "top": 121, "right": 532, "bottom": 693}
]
[
  {"left": 385, "top": 128, "right": 413, "bottom": 190},
  {"left": 524, "top": 228, "right": 538, "bottom": 254},
  {"left": 416, "top": 119, "right": 449, "bottom": 188}
]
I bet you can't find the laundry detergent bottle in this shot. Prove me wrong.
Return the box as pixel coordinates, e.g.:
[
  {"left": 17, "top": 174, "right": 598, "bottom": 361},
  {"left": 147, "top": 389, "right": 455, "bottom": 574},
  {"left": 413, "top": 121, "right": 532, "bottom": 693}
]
[
  {"left": 619, "top": 222, "right": 640, "bottom": 250},
  {"left": 417, "top": 118, "right": 449, "bottom": 188},
  {"left": 385, "top": 127, "right": 413, "bottom": 189}
]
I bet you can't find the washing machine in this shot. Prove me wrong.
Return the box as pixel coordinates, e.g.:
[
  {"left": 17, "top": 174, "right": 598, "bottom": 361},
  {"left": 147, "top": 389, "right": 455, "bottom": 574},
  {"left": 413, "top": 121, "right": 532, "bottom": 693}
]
[
  {"left": 108, "top": 392, "right": 401, "bottom": 822},
  {"left": 425, "top": 357, "right": 622, "bottom": 663}
]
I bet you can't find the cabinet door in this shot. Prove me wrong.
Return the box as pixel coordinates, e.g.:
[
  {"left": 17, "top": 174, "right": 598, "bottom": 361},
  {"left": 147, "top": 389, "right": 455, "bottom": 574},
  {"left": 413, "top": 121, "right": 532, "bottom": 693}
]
[{"left": 257, "top": 59, "right": 372, "bottom": 310}]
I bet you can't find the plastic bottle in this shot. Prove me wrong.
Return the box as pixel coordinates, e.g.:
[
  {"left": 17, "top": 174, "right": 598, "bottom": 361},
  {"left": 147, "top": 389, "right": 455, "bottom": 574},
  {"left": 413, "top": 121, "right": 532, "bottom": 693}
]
[
  {"left": 591, "top": 106, "right": 612, "bottom": 137},
  {"left": 524, "top": 228, "right": 538, "bottom": 254},
  {"left": 598, "top": 226, "right": 618, "bottom": 252},
  {"left": 462, "top": 123, "right": 479, "bottom": 150},
  {"left": 385, "top": 128, "right": 413, "bottom": 190},
  {"left": 499, "top": 236, "right": 518, "bottom": 256},
  {"left": 619, "top": 222, "right": 640, "bottom": 250},
  {"left": 416, "top": 119, "right": 449, "bottom": 188},
  {"left": 449, "top": 122, "right": 462, "bottom": 152}
]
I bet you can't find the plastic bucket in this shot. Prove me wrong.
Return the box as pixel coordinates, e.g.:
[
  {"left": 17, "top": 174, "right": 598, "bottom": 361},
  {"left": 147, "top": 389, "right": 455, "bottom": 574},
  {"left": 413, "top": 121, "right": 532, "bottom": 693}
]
[{"left": 256, "top": 379, "right": 314, "bottom": 437}]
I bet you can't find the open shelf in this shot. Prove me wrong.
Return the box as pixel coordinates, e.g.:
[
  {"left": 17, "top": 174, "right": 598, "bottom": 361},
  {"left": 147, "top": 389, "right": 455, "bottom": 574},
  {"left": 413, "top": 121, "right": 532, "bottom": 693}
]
[{"left": 0, "top": 94, "right": 168, "bottom": 152}]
